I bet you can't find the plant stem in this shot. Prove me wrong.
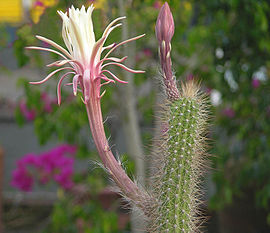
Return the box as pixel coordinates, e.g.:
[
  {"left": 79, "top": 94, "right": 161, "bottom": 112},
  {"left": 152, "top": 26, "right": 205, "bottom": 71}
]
[{"left": 85, "top": 90, "right": 141, "bottom": 201}]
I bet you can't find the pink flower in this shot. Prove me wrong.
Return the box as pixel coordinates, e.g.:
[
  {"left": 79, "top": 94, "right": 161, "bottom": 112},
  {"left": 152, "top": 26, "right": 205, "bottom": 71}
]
[
  {"left": 41, "top": 92, "right": 54, "bottom": 113},
  {"left": 41, "top": 41, "right": 50, "bottom": 48},
  {"left": 11, "top": 145, "right": 77, "bottom": 191},
  {"left": 11, "top": 168, "right": 34, "bottom": 192},
  {"left": 27, "top": 5, "right": 145, "bottom": 105},
  {"left": 19, "top": 101, "right": 36, "bottom": 121},
  {"left": 187, "top": 73, "right": 194, "bottom": 81},
  {"left": 143, "top": 48, "right": 152, "bottom": 57},
  {"left": 266, "top": 106, "right": 270, "bottom": 117},
  {"left": 135, "top": 48, "right": 153, "bottom": 61},
  {"left": 205, "top": 87, "right": 212, "bottom": 94},
  {"left": 252, "top": 79, "right": 260, "bottom": 89},
  {"left": 17, "top": 153, "right": 38, "bottom": 167},
  {"left": 222, "top": 107, "right": 235, "bottom": 118},
  {"left": 54, "top": 167, "right": 74, "bottom": 189},
  {"left": 26, "top": 5, "right": 146, "bottom": 203},
  {"left": 153, "top": 1, "right": 162, "bottom": 9},
  {"left": 34, "top": 1, "right": 44, "bottom": 7}
]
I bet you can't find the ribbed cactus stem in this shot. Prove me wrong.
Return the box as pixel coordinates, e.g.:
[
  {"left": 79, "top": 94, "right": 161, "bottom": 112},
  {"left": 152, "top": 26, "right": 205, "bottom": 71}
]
[{"left": 151, "top": 81, "right": 208, "bottom": 232}]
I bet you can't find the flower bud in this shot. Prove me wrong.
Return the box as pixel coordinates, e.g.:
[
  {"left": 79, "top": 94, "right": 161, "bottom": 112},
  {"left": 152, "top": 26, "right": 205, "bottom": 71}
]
[{"left": 155, "top": 2, "right": 175, "bottom": 43}]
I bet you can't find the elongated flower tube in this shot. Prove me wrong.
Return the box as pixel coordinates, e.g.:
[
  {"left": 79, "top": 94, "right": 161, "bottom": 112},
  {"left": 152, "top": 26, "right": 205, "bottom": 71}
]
[{"left": 27, "top": 5, "right": 150, "bottom": 211}]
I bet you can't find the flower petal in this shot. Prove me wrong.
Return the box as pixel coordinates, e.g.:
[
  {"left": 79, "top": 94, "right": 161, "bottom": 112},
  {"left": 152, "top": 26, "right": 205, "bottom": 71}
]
[
  {"left": 72, "top": 74, "right": 80, "bottom": 96},
  {"left": 97, "top": 56, "right": 128, "bottom": 67},
  {"left": 90, "top": 24, "right": 122, "bottom": 67},
  {"left": 57, "top": 72, "right": 75, "bottom": 105},
  {"left": 101, "top": 70, "right": 128, "bottom": 84},
  {"left": 26, "top": 46, "right": 68, "bottom": 60},
  {"left": 83, "top": 69, "right": 91, "bottom": 102},
  {"left": 104, "top": 34, "right": 145, "bottom": 59},
  {"left": 30, "top": 67, "right": 74, "bottom": 85},
  {"left": 102, "top": 16, "right": 126, "bottom": 38},
  {"left": 36, "top": 35, "right": 72, "bottom": 59},
  {"left": 102, "top": 62, "right": 145, "bottom": 74},
  {"left": 46, "top": 59, "right": 83, "bottom": 74}
]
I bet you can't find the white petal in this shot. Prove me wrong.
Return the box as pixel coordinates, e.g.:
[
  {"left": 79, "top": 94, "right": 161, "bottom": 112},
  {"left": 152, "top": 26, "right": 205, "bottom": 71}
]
[{"left": 58, "top": 5, "right": 96, "bottom": 65}]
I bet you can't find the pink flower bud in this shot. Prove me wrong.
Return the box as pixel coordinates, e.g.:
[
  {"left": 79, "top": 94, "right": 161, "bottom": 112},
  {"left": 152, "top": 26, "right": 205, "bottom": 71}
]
[{"left": 155, "top": 2, "right": 175, "bottom": 43}]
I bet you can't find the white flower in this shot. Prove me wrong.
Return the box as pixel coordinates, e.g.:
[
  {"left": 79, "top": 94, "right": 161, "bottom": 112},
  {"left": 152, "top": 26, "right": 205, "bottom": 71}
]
[
  {"left": 210, "top": 89, "right": 222, "bottom": 106},
  {"left": 27, "top": 5, "right": 145, "bottom": 104},
  {"left": 58, "top": 5, "right": 96, "bottom": 66}
]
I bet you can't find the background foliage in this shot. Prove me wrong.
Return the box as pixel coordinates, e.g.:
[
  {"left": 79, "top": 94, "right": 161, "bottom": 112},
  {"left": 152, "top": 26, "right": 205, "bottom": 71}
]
[{"left": 3, "top": 0, "right": 270, "bottom": 232}]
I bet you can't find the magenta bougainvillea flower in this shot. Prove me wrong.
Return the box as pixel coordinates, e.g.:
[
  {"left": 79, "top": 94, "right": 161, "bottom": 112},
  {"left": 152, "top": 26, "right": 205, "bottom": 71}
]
[
  {"left": 153, "top": 1, "right": 162, "bottom": 9},
  {"left": 252, "top": 78, "right": 260, "bottom": 89},
  {"left": 11, "top": 144, "right": 77, "bottom": 191},
  {"left": 26, "top": 5, "right": 144, "bottom": 105},
  {"left": 222, "top": 107, "right": 235, "bottom": 118},
  {"left": 19, "top": 92, "right": 57, "bottom": 120},
  {"left": 41, "top": 92, "right": 57, "bottom": 113},
  {"left": 19, "top": 100, "right": 36, "bottom": 121}
]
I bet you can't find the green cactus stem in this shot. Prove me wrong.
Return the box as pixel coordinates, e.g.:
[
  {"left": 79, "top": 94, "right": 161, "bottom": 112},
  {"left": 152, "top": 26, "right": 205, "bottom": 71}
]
[{"left": 150, "top": 81, "right": 209, "bottom": 232}]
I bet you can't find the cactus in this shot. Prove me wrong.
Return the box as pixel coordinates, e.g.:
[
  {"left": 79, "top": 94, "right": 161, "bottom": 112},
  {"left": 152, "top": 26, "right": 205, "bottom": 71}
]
[
  {"left": 149, "top": 81, "right": 209, "bottom": 232},
  {"left": 27, "top": 3, "right": 210, "bottom": 232},
  {"left": 147, "top": 3, "right": 210, "bottom": 232}
]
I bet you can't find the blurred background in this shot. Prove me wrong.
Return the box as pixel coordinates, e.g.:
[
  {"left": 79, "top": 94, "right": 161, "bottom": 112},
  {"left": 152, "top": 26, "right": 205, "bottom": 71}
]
[{"left": 0, "top": 0, "right": 270, "bottom": 232}]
